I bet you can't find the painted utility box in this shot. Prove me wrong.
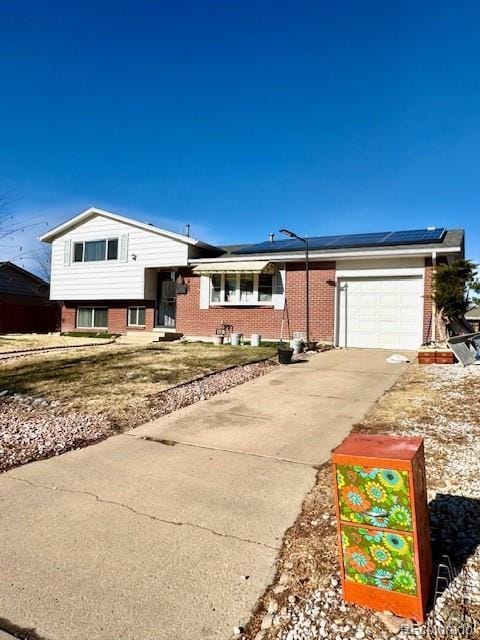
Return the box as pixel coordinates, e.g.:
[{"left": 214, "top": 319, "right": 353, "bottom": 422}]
[{"left": 332, "top": 434, "right": 432, "bottom": 623}]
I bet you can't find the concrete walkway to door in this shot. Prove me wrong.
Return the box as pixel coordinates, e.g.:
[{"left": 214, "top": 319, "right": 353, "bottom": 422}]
[{"left": 0, "top": 349, "right": 410, "bottom": 640}]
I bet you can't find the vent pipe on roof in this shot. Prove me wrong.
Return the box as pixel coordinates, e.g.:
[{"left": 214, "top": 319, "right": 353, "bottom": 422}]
[
  {"left": 184, "top": 224, "right": 190, "bottom": 237},
  {"left": 269, "top": 233, "right": 275, "bottom": 243}
]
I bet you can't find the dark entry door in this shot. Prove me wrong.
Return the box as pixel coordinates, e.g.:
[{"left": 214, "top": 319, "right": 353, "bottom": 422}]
[{"left": 156, "top": 272, "right": 176, "bottom": 328}]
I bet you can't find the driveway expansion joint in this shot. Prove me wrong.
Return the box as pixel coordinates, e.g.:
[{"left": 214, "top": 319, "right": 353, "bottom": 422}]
[{"left": 4, "top": 475, "right": 278, "bottom": 551}]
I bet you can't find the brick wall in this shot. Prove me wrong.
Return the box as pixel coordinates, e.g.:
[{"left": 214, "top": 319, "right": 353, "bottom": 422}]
[
  {"left": 423, "top": 258, "right": 433, "bottom": 343},
  {"left": 61, "top": 301, "right": 155, "bottom": 333},
  {"left": 175, "top": 262, "right": 336, "bottom": 342}
]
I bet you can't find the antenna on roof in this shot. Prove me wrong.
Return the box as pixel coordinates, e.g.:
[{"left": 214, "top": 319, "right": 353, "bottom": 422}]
[{"left": 184, "top": 224, "right": 190, "bottom": 237}]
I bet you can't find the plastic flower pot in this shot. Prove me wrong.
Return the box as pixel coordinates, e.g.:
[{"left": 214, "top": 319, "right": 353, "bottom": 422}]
[{"left": 278, "top": 347, "right": 294, "bottom": 364}]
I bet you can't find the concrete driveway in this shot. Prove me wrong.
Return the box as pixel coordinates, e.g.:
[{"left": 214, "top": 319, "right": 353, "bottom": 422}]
[{"left": 0, "top": 349, "right": 409, "bottom": 640}]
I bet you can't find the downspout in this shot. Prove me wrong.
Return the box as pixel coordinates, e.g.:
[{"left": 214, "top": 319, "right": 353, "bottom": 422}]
[{"left": 431, "top": 251, "right": 437, "bottom": 342}]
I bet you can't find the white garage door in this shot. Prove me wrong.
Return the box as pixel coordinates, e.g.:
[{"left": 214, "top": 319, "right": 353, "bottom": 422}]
[{"left": 337, "top": 276, "right": 423, "bottom": 350}]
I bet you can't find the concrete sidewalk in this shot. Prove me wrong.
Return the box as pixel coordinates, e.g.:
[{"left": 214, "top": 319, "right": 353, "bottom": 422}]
[{"left": 0, "top": 349, "right": 409, "bottom": 640}]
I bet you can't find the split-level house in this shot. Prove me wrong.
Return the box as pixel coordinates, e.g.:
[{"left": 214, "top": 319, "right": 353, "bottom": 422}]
[{"left": 40, "top": 207, "right": 464, "bottom": 350}]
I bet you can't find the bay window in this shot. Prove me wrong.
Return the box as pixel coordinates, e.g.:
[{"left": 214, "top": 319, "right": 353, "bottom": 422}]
[
  {"left": 77, "top": 307, "right": 108, "bottom": 329},
  {"left": 210, "top": 272, "right": 274, "bottom": 305}
]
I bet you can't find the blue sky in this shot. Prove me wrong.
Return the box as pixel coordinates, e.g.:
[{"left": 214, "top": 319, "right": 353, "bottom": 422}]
[{"left": 1, "top": 1, "right": 479, "bottom": 271}]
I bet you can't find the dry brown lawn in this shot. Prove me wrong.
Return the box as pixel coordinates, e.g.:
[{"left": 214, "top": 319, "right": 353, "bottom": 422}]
[
  {"left": 0, "top": 341, "right": 276, "bottom": 415},
  {"left": 0, "top": 333, "right": 109, "bottom": 352}
]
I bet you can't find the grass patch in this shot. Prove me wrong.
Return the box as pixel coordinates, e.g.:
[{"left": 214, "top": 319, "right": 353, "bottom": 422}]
[
  {"left": 0, "top": 333, "right": 110, "bottom": 353},
  {"left": 0, "top": 341, "right": 276, "bottom": 419}
]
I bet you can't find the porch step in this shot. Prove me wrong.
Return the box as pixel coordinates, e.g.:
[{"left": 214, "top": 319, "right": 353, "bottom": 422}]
[
  {"left": 117, "top": 331, "right": 183, "bottom": 345},
  {"left": 154, "top": 331, "right": 184, "bottom": 342}
]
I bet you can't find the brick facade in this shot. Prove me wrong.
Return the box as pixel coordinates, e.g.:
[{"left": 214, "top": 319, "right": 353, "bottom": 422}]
[
  {"left": 61, "top": 300, "right": 155, "bottom": 333},
  {"left": 176, "top": 262, "right": 336, "bottom": 342},
  {"left": 423, "top": 257, "right": 434, "bottom": 343},
  {"left": 60, "top": 260, "right": 433, "bottom": 347}
]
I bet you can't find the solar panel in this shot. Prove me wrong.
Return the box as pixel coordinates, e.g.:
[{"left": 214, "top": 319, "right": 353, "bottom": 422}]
[{"left": 233, "top": 228, "right": 446, "bottom": 255}]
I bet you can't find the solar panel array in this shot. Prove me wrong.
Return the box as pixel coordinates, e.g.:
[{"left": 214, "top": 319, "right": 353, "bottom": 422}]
[{"left": 233, "top": 228, "right": 446, "bottom": 255}]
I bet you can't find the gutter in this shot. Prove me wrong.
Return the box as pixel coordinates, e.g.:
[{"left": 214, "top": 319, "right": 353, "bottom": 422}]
[{"left": 188, "top": 246, "right": 463, "bottom": 264}]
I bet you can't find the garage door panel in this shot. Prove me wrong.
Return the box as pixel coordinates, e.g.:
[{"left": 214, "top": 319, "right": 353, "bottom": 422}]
[
  {"left": 379, "top": 307, "right": 397, "bottom": 320},
  {"left": 338, "top": 276, "right": 423, "bottom": 350},
  {"left": 359, "top": 307, "right": 377, "bottom": 318}
]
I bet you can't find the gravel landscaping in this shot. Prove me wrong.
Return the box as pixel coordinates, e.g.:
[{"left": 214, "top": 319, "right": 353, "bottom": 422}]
[
  {"left": 242, "top": 363, "right": 480, "bottom": 640},
  {"left": 0, "top": 349, "right": 276, "bottom": 472}
]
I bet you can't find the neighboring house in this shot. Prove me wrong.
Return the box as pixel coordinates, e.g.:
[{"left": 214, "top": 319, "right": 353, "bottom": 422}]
[
  {"left": 0, "top": 262, "right": 60, "bottom": 333},
  {"left": 40, "top": 207, "right": 464, "bottom": 350},
  {"left": 465, "top": 305, "right": 480, "bottom": 332}
]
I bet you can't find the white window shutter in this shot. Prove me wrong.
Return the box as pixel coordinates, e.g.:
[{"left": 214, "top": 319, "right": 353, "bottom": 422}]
[
  {"left": 63, "top": 240, "right": 71, "bottom": 266},
  {"left": 199, "top": 275, "right": 210, "bottom": 309},
  {"left": 119, "top": 234, "right": 129, "bottom": 262},
  {"left": 274, "top": 264, "right": 286, "bottom": 310}
]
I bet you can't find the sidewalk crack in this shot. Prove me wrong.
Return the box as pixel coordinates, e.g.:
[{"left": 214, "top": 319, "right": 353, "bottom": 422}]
[{"left": 4, "top": 476, "right": 278, "bottom": 551}]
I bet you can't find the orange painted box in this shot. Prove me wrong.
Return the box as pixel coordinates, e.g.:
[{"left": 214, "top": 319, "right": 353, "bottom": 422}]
[{"left": 331, "top": 434, "right": 432, "bottom": 623}]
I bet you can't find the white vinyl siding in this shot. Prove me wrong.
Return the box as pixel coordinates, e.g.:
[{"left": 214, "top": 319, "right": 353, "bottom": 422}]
[{"left": 49, "top": 214, "right": 189, "bottom": 300}]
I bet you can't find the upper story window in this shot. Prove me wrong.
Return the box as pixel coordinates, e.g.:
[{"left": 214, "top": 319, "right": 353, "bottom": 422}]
[
  {"left": 210, "top": 272, "right": 274, "bottom": 305},
  {"left": 73, "top": 238, "right": 119, "bottom": 263}
]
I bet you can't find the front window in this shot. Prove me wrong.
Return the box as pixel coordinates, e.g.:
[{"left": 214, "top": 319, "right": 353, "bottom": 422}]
[
  {"left": 239, "top": 274, "right": 254, "bottom": 302},
  {"left": 128, "top": 306, "right": 146, "bottom": 326},
  {"left": 258, "top": 273, "right": 273, "bottom": 302},
  {"left": 77, "top": 307, "right": 108, "bottom": 329},
  {"left": 210, "top": 274, "right": 221, "bottom": 303},
  {"left": 73, "top": 238, "right": 118, "bottom": 262},
  {"left": 225, "top": 275, "right": 237, "bottom": 302},
  {"left": 209, "top": 272, "right": 274, "bottom": 305}
]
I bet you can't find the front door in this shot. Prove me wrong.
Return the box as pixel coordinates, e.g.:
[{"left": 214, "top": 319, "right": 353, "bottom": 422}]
[{"left": 156, "top": 271, "right": 176, "bottom": 328}]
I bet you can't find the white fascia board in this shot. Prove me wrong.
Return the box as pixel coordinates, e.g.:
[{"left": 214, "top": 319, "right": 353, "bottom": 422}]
[
  {"left": 39, "top": 206, "right": 218, "bottom": 250},
  {"left": 188, "top": 246, "right": 462, "bottom": 264}
]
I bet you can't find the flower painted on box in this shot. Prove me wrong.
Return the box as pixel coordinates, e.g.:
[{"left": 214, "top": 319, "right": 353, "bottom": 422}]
[
  {"left": 371, "top": 544, "right": 392, "bottom": 566},
  {"left": 393, "top": 568, "right": 416, "bottom": 592},
  {"left": 384, "top": 533, "right": 409, "bottom": 556},
  {"left": 341, "top": 485, "right": 371, "bottom": 513},
  {"left": 379, "top": 469, "right": 404, "bottom": 490},
  {"left": 336, "top": 464, "right": 412, "bottom": 531},
  {"left": 341, "top": 525, "right": 417, "bottom": 596},
  {"left": 365, "top": 481, "right": 387, "bottom": 503},
  {"left": 345, "top": 545, "right": 375, "bottom": 574},
  {"left": 390, "top": 504, "right": 412, "bottom": 529}
]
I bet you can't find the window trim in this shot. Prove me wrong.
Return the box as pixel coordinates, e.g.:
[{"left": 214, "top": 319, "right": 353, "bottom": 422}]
[
  {"left": 127, "top": 306, "right": 146, "bottom": 327},
  {"left": 209, "top": 273, "right": 274, "bottom": 306},
  {"left": 72, "top": 237, "right": 119, "bottom": 263},
  {"left": 76, "top": 306, "right": 109, "bottom": 329}
]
